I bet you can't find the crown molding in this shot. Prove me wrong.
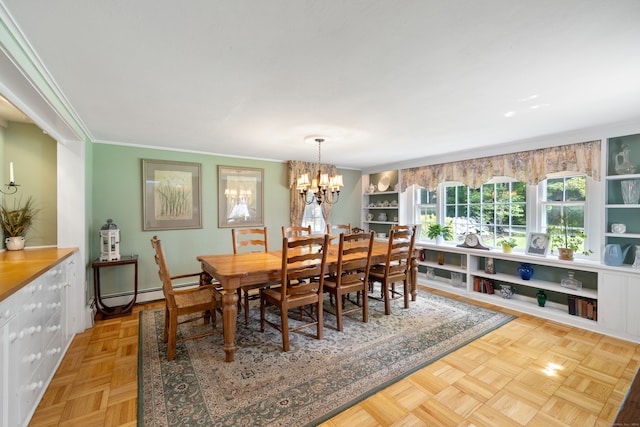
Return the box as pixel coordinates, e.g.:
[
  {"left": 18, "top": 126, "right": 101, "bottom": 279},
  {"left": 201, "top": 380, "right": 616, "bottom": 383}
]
[{"left": 0, "top": 3, "right": 90, "bottom": 143}]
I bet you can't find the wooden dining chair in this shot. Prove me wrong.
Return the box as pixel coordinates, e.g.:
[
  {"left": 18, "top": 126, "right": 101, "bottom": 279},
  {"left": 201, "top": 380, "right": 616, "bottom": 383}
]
[
  {"left": 260, "top": 234, "right": 329, "bottom": 351},
  {"left": 323, "top": 231, "right": 374, "bottom": 331},
  {"left": 231, "top": 227, "right": 271, "bottom": 325},
  {"left": 232, "top": 227, "right": 269, "bottom": 254},
  {"left": 326, "top": 223, "right": 351, "bottom": 235},
  {"left": 150, "top": 235, "right": 222, "bottom": 361},
  {"left": 368, "top": 225, "right": 417, "bottom": 315},
  {"left": 282, "top": 225, "right": 311, "bottom": 239}
]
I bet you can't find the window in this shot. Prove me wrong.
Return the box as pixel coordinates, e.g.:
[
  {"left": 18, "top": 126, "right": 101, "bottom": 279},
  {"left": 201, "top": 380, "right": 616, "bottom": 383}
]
[
  {"left": 301, "top": 196, "right": 325, "bottom": 233},
  {"left": 541, "top": 175, "right": 588, "bottom": 252},
  {"left": 416, "top": 188, "right": 437, "bottom": 240},
  {"left": 410, "top": 173, "right": 592, "bottom": 254},
  {"left": 444, "top": 181, "right": 527, "bottom": 246}
]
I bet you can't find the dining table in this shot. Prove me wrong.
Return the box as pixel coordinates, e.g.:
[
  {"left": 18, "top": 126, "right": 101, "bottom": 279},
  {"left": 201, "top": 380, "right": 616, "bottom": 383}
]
[{"left": 197, "top": 238, "right": 417, "bottom": 362}]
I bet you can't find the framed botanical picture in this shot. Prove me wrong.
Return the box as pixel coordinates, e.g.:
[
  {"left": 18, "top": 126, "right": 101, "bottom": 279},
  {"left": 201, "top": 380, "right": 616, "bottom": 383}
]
[
  {"left": 218, "top": 166, "right": 264, "bottom": 228},
  {"left": 525, "top": 232, "right": 550, "bottom": 257},
  {"left": 142, "top": 159, "right": 202, "bottom": 230}
]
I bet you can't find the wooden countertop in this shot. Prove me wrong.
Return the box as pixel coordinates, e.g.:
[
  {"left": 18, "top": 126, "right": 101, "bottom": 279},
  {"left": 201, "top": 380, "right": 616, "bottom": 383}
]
[{"left": 0, "top": 247, "right": 78, "bottom": 303}]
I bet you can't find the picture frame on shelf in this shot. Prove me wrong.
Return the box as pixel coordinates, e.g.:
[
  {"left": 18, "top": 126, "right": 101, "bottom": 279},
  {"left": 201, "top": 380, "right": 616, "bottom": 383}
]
[
  {"left": 142, "top": 159, "right": 202, "bottom": 231},
  {"left": 485, "top": 257, "right": 495, "bottom": 274},
  {"left": 525, "top": 232, "right": 549, "bottom": 257},
  {"left": 218, "top": 166, "right": 264, "bottom": 228}
]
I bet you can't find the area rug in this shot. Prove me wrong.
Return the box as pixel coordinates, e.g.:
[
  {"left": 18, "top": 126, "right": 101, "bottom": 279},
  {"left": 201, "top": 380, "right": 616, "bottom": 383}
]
[{"left": 138, "top": 289, "right": 515, "bottom": 426}]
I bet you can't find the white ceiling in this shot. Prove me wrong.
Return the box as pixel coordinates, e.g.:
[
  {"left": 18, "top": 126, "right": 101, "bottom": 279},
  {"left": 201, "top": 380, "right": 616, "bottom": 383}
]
[{"left": 2, "top": 0, "right": 640, "bottom": 170}]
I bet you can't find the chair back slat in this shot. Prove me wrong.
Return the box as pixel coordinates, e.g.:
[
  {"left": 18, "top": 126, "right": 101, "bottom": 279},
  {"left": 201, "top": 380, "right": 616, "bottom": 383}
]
[
  {"left": 326, "top": 223, "right": 351, "bottom": 234},
  {"left": 232, "top": 227, "right": 268, "bottom": 253},
  {"left": 281, "top": 235, "right": 329, "bottom": 299},
  {"left": 335, "top": 231, "right": 375, "bottom": 285},
  {"left": 282, "top": 225, "right": 312, "bottom": 238},
  {"left": 382, "top": 226, "right": 417, "bottom": 280},
  {"left": 151, "top": 235, "right": 177, "bottom": 308}
]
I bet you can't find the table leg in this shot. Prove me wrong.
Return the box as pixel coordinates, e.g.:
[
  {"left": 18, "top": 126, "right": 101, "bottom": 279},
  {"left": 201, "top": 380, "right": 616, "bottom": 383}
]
[
  {"left": 411, "top": 257, "right": 418, "bottom": 301},
  {"left": 222, "top": 290, "right": 239, "bottom": 362}
]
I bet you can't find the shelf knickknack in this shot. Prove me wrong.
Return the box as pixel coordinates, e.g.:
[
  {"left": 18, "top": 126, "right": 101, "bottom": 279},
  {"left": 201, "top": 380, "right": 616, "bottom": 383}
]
[
  {"left": 0, "top": 196, "right": 38, "bottom": 250},
  {"left": 547, "top": 215, "right": 592, "bottom": 261}
]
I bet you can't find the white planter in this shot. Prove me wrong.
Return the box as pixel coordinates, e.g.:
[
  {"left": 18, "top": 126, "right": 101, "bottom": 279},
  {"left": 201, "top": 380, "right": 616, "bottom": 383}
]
[{"left": 5, "top": 236, "right": 25, "bottom": 250}]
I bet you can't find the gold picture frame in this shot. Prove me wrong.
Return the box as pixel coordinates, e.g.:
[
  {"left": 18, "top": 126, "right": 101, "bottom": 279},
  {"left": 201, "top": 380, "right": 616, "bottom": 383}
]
[
  {"left": 142, "top": 159, "right": 202, "bottom": 230},
  {"left": 218, "top": 166, "right": 264, "bottom": 228}
]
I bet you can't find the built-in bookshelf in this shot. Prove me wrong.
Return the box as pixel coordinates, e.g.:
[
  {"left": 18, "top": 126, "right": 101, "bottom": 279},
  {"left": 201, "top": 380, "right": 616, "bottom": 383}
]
[
  {"left": 605, "top": 133, "right": 640, "bottom": 266},
  {"left": 416, "top": 243, "right": 640, "bottom": 343},
  {"left": 362, "top": 170, "right": 401, "bottom": 238}
]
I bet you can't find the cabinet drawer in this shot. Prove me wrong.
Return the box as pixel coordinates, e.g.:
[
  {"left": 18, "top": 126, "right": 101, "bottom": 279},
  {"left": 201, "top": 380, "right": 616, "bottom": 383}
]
[
  {"left": 43, "top": 310, "right": 62, "bottom": 349},
  {"left": 18, "top": 362, "right": 46, "bottom": 426},
  {"left": 43, "top": 331, "right": 63, "bottom": 377}
]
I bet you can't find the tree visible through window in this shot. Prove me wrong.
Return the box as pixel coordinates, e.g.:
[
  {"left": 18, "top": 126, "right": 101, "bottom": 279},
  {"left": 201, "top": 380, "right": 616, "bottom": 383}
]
[
  {"left": 444, "top": 182, "right": 527, "bottom": 246},
  {"left": 416, "top": 188, "right": 437, "bottom": 240},
  {"left": 542, "top": 175, "right": 588, "bottom": 253}
]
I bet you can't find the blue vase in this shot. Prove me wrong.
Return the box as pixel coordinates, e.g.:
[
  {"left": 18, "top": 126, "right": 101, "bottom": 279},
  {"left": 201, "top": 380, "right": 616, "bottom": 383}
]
[{"left": 518, "top": 263, "right": 534, "bottom": 280}]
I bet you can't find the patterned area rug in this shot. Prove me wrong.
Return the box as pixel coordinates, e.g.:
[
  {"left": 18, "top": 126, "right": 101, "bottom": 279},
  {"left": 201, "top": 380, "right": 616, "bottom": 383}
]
[{"left": 138, "top": 289, "right": 515, "bottom": 426}]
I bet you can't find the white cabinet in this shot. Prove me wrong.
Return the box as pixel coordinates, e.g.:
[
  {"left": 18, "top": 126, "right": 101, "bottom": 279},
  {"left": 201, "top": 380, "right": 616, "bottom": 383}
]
[
  {"left": 0, "top": 306, "right": 13, "bottom": 427},
  {"left": 0, "top": 254, "right": 76, "bottom": 427},
  {"left": 599, "top": 271, "right": 640, "bottom": 338},
  {"left": 416, "top": 244, "right": 640, "bottom": 343}
]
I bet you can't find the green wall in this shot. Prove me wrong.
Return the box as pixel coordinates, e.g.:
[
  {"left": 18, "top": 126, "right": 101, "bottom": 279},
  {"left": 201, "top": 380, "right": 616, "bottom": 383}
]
[
  {"left": 2, "top": 121, "right": 57, "bottom": 247},
  {"left": 90, "top": 143, "right": 362, "bottom": 297}
]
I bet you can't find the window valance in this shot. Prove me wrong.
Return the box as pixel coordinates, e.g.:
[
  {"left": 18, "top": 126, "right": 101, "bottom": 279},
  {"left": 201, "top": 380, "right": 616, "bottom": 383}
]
[
  {"left": 287, "top": 160, "right": 338, "bottom": 227},
  {"left": 400, "top": 140, "right": 601, "bottom": 191},
  {"left": 287, "top": 160, "right": 338, "bottom": 188}
]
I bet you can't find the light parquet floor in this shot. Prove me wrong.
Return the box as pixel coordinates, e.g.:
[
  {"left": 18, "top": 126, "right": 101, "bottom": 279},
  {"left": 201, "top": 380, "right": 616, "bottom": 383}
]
[{"left": 30, "top": 288, "right": 640, "bottom": 426}]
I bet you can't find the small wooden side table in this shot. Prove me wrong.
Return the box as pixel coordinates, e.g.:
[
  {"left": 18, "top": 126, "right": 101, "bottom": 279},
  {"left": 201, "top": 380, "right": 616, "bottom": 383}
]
[{"left": 92, "top": 255, "right": 138, "bottom": 319}]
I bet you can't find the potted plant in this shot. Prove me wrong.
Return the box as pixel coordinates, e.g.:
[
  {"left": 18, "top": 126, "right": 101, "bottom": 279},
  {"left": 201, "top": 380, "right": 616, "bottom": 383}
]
[
  {"left": 427, "top": 222, "right": 452, "bottom": 245},
  {"left": 498, "top": 237, "right": 517, "bottom": 253},
  {"left": 0, "top": 196, "right": 38, "bottom": 250},
  {"left": 547, "top": 215, "right": 592, "bottom": 260}
]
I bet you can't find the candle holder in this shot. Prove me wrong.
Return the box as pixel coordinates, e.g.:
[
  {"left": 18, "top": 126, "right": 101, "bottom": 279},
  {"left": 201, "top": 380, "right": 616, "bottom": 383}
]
[{"left": 1, "top": 182, "right": 19, "bottom": 195}]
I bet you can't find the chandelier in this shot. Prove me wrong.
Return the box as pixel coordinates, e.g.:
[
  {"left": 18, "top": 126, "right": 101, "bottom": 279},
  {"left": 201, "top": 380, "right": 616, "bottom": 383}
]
[{"left": 296, "top": 137, "right": 343, "bottom": 205}]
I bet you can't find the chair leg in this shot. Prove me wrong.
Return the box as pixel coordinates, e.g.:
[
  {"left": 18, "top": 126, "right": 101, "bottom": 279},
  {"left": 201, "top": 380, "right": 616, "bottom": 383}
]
[
  {"left": 281, "top": 308, "right": 290, "bottom": 352},
  {"left": 383, "top": 281, "right": 391, "bottom": 315},
  {"left": 244, "top": 290, "right": 250, "bottom": 325},
  {"left": 336, "top": 292, "right": 343, "bottom": 331},
  {"left": 167, "top": 309, "right": 178, "bottom": 361},
  {"left": 362, "top": 291, "right": 369, "bottom": 323},
  {"left": 316, "top": 299, "right": 323, "bottom": 340},
  {"left": 163, "top": 306, "right": 169, "bottom": 343},
  {"left": 260, "top": 296, "right": 266, "bottom": 332},
  {"left": 403, "top": 280, "right": 410, "bottom": 308}
]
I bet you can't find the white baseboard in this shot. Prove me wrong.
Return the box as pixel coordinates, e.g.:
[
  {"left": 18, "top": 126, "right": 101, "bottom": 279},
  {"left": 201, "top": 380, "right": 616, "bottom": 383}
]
[{"left": 85, "top": 303, "right": 96, "bottom": 328}]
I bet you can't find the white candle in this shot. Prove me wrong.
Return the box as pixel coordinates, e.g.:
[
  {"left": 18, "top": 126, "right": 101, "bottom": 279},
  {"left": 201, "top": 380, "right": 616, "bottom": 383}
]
[{"left": 9, "top": 162, "right": 14, "bottom": 184}]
